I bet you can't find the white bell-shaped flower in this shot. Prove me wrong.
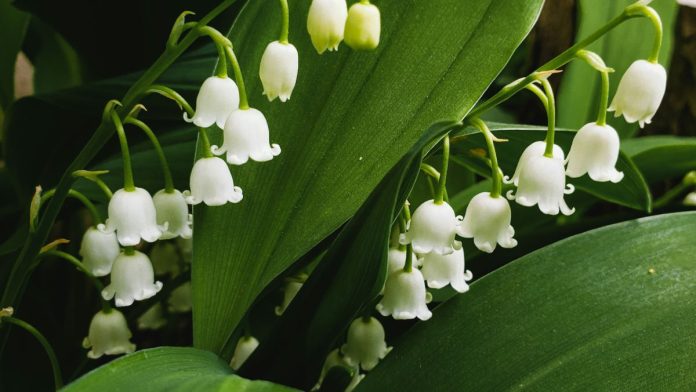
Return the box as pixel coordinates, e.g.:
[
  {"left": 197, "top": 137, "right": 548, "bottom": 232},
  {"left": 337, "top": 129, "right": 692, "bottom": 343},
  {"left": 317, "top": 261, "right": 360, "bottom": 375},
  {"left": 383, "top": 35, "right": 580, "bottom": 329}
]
[
  {"left": 153, "top": 189, "right": 192, "bottom": 240},
  {"left": 102, "top": 250, "right": 163, "bottom": 307},
  {"left": 307, "top": 0, "right": 348, "bottom": 54},
  {"left": 566, "top": 122, "right": 624, "bottom": 183},
  {"left": 79, "top": 226, "right": 120, "bottom": 277},
  {"left": 184, "top": 76, "right": 240, "bottom": 129},
  {"left": 137, "top": 303, "right": 167, "bottom": 330},
  {"left": 82, "top": 309, "right": 135, "bottom": 359},
  {"left": 184, "top": 157, "right": 243, "bottom": 206},
  {"left": 504, "top": 141, "right": 564, "bottom": 186},
  {"left": 229, "top": 335, "right": 259, "bottom": 371},
  {"left": 458, "top": 192, "right": 517, "bottom": 253},
  {"left": 150, "top": 241, "right": 181, "bottom": 277},
  {"left": 212, "top": 108, "right": 281, "bottom": 165},
  {"left": 507, "top": 151, "right": 575, "bottom": 216},
  {"left": 344, "top": 1, "right": 381, "bottom": 51},
  {"left": 400, "top": 199, "right": 462, "bottom": 255},
  {"left": 167, "top": 281, "right": 192, "bottom": 313},
  {"left": 101, "top": 187, "right": 163, "bottom": 247},
  {"left": 420, "top": 248, "right": 472, "bottom": 293},
  {"left": 275, "top": 280, "right": 303, "bottom": 316},
  {"left": 259, "top": 41, "right": 299, "bottom": 102},
  {"left": 314, "top": 348, "right": 364, "bottom": 391},
  {"left": 386, "top": 247, "right": 421, "bottom": 274},
  {"left": 341, "top": 317, "right": 392, "bottom": 371},
  {"left": 684, "top": 192, "right": 696, "bottom": 207},
  {"left": 608, "top": 60, "right": 666, "bottom": 128},
  {"left": 376, "top": 268, "right": 431, "bottom": 321}
]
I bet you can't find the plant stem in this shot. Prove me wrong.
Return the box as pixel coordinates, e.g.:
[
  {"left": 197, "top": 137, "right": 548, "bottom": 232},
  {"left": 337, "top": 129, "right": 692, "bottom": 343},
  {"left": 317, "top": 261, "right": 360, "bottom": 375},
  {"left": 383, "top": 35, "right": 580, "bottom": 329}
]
[
  {"left": 214, "top": 43, "right": 229, "bottom": 77},
  {"left": 279, "top": 0, "right": 290, "bottom": 44},
  {"left": 434, "top": 135, "right": 450, "bottom": 204},
  {"left": 40, "top": 188, "right": 102, "bottom": 223},
  {"left": 1, "top": 316, "right": 63, "bottom": 389},
  {"left": 541, "top": 78, "right": 556, "bottom": 158},
  {"left": 110, "top": 112, "right": 135, "bottom": 191},
  {"left": 597, "top": 70, "right": 610, "bottom": 125},
  {"left": 0, "top": 0, "right": 239, "bottom": 357},
  {"left": 125, "top": 118, "right": 175, "bottom": 193},
  {"left": 402, "top": 244, "right": 413, "bottom": 273},
  {"left": 626, "top": 3, "right": 662, "bottom": 63},
  {"left": 224, "top": 45, "right": 250, "bottom": 110},
  {"left": 146, "top": 85, "right": 195, "bottom": 115},
  {"left": 470, "top": 118, "right": 502, "bottom": 197}
]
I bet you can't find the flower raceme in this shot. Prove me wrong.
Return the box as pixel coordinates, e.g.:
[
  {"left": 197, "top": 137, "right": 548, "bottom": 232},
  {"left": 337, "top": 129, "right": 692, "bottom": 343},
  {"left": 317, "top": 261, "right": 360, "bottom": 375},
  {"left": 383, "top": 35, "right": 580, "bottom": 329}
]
[
  {"left": 566, "top": 122, "right": 624, "bottom": 183},
  {"left": 79, "top": 226, "right": 120, "bottom": 277},
  {"left": 420, "top": 248, "right": 472, "bottom": 294},
  {"left": 102, "top": 250, "right": 163, "bottom": 307},
  {"left": 341, "top": 317, "right": 392, "bottom": 371},
  {"left": 153, "top": 189, "right": 192, "bottom": 240},
  {"left": 344, "top": 1, "right": 381, "bottom": 51},
  {"left": 458, "top": 192, "right": 517, "bottom": 253},
  {"left": 101, "top": 187, "right": 163, "bottom": 247},
  {"left": 184, "top": 76, "right": 240, "bottom": 129},
  {"left": 507, "top": 142, "right": 575, "bottom": 216},
  {"left": 260, "top": 41, "right": 299, "bottom": 102},
  {"left": 377, "top": 268, "right": 432, "bottom": 321},
  {"left": 185, "top": 157, "right": 243, "bottom": 206},
  {"left": 400, "top": 199, "right": 463, "bottom": 255},
  {"left": 82, "top": 309, "right": 135, "bottom": 359},
  {"left": 307, "top": 0, "right": 348, "bottom": 54},
  {"left": 212, "top": 108, "right": 281, "bottom": 165},
  {"left": 609, "top": 60, "right": 667, "bottom": 128}
]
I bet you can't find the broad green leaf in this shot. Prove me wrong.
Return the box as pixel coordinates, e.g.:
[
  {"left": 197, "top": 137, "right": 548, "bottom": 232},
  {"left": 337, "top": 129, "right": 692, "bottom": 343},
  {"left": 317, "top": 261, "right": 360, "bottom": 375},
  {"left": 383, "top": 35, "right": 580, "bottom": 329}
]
[
  {"left": 358, "top": 211, "right": 696, "bottom": 392},
  {"left": 621, "top": 136, "right": 696, "bottom": 184},
  {"left": 194, "top": 0, "right": 545, "bottom": 354},
  {"left": 450, "top": 124, "right": 652, "bottom": 211},
  {"left": 28, "top": 18, "right": 83, "bottom": 94},
  {"left": 556, "top": 0, "right": 678, "bottom": 138},
  {"left": 0, "top": 0, "right": 30, "bottom": 109},
  {"left": 240, "top": 122, "right": 460, "bottom": 389},
  {"left": 63, "top": 347, "right": 298, "bottom": 392}
]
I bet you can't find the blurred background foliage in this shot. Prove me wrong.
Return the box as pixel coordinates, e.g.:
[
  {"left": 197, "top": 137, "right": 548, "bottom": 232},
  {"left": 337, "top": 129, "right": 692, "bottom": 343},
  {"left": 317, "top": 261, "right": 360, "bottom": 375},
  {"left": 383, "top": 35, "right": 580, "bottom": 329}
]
[{"left": 0, "top": 0, "right": 695, "bottom": 390}]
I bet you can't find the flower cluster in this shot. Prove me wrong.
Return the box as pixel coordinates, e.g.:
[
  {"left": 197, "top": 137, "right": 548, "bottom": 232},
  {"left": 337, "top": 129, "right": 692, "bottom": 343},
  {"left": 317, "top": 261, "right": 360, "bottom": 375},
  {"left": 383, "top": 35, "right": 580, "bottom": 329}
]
[{"left": 307, "top": 0, "right": 381, "bottom": 53}]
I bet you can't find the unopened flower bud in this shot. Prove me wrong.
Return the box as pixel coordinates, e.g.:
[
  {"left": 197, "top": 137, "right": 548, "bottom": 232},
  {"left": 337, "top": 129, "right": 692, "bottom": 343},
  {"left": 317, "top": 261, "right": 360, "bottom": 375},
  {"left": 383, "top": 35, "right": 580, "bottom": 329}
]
[
  {"left": 137, "top": 303, "right": 167, "bottom": 330},
  {"left": 260, "top": 41, "right": 299, "bottom": 102},
  {"left": 184, "top": 76, "right": 240, "bottom": 129},
  {"left": 153, "top": 189, "right": 192, "bottom": 240},
  {"left": 341, "top": 317, "right": 391, "bottom": 371},
  {"left": 167, "top": 281, "right": 192, "bottom": 313},
  {"left": 212, "top": 108, "right": 281, "bottom": 165},
  {"left": 684, "top": 192, "right": 696, "bottom": 207},
  {"left": 230, "top": 335, "right": 259, "bottom": 370},
  {"left": 609, "top": 60, "right": 666, "bottom": 128},
  {"left": 307, "top": 0, "right": 348, "bottom": 54},
  {"left": 275, "top": 279, "right": 303, "bottom": 316},
  {"left": 82, "top": 309, "right": 135, "bottom": 359},
  {"left": 150, "top": 241, "right": 181, "bottom": 277},
  {"left": 314, "top": 348, "right": 363, "bottom": 391},
  {"left": 344, "top": 1, "right": 381, "bottom": 51},
  {"left": 79, "top": 226, "right": 120, "bottom": 277}
]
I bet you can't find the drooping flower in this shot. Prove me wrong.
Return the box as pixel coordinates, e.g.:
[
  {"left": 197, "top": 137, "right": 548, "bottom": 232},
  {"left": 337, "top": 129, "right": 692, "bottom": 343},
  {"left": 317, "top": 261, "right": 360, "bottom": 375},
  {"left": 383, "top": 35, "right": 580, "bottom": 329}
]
[
  {"left": 507, "top": 143, "right": 575, "bottom": 216},
  {"left": 400, "top": 199, "right": 462, "bottom": 255},
  {"left": 79, "top": 226, "right": 120, "bottom": 277},
  {"left": 82, "top": 309, "right": 135, "bottom": 359},
  {"left": 420, "top": 248, "right": 472, "bottom": 293},
  {"left": 566, "top": 122, "right": 624, "bottom": 183},
  {"left": 137, "top": 303, "right": 167, "bottom": 330},
  {"left": 230, "top": 335, "right": 260, "bottom": 371},
  {"left": 102, "top": 250, "right": 163, "bottom": 307},
  {"left": 275, "top": 279, "right": 304, "bottom": 316},
  {"left": 259, "top": 41, "right": 299, "bottom": 102},
  {"left": 100, "top": 188, "right": 163, "bottom": 247},
  {"left": 211, "top": 108, "right": 281, "bottom": 165},
  {"left": 184, "top": 157, "right": 243, "bottom": 206},
  {"left": 376, "top": 268, "right": 431, "bottom": 321},
  {"left": 150, "top": 241, "right": 181, "bottom": 277},
  {"left": 153, "top": 189, "right": 192, "bottom": 240},
  {"left": 307, "top": 0, "right": 348, "bottom": 54},
  {"left": 341, "top": 317, "right": 392, "bottom": 371},
  {"left": 167, "top": 281, "right": 192, "bottom": 313},
  {"left": 458, "top": 192, "right": 517, "bottom": 253},
  {"left": 504, "top": 141, "right": 564, "bottom": 186},
  {"left": 313, "top": 348, "right": 364, "bottom": 391},
  {"left": 386, "top": 247, "right": 420, "bottom": 274},
  {"left": 344, "top": 1, "right": 381, "bottom": 51},
  {"left": 608, "top": 60, "right": 667, "bottom": 128},
  {"left": 183, "top": 76, "right": 240, "bottom": 129}
]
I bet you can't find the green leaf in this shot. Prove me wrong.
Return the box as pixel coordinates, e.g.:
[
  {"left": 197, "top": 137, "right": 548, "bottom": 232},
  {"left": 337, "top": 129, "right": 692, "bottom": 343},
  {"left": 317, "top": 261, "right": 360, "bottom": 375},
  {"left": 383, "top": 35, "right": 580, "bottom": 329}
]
[
  {"left": 28, "top": 18, "right": 83, "bottom": 94},
  {"left": 0, "top": 0, "right": 30, "bottom": 109},
  {"left": 240, "top": 122, "right": 460, "bottom": 389},
  {"left": 621, "top": 136, "right": 696, "bottom": 184},
  {"left": 556, "top": 0, "right": 678, "bottom": 138},
  {"left": 358, "top": 211, "right": 696, "bottom": 392},
  {"left": 451, "top": 124, "right": 652, "bottom": 211},
  {"left": 194, "top": 0, "right": 545, "bottom": 354},
  {"left": 63, "top": 347, "right": 298, "bottom": 392}
]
